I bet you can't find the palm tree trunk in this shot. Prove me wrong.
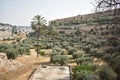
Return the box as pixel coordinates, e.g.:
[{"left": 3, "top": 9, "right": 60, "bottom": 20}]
[{"left": 37, "top": 32, "right": 40, "bottom": 57}]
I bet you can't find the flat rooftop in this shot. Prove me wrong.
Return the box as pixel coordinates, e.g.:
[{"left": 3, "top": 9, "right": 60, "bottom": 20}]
[{"left": 29, "top": 65, "right": 70, "bottom": 80}]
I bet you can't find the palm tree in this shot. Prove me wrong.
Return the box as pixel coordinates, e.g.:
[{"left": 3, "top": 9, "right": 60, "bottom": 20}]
[{"left": 31, "top": 15, "right": 46, "bottom": 57}]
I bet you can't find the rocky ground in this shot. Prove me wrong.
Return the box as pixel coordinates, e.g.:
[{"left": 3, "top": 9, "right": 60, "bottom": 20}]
[{"left": 0, "top": 53, "right": 23, "bottom": 74}]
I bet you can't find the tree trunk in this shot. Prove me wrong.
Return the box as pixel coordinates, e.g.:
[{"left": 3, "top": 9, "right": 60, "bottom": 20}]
[{"left": 37, "top": 32, "right": 40, "bottom": 57}]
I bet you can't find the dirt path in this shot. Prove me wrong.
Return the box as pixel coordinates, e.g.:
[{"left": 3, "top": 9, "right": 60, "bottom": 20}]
[{"left": 0, "top": 49, "right": 50, "bottom": 80}]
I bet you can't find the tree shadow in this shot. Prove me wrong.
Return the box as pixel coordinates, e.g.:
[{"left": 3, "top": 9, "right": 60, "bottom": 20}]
[{"left": 34, "top": 62, "right": 52, "bottom": 66}]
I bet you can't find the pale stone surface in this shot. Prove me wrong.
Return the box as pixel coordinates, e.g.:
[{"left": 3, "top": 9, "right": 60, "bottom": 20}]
[{"left": 29, "top": 65, "right": 70, "bottom": 80}]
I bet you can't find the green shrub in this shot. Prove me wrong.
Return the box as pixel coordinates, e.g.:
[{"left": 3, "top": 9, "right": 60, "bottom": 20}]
[
  {"left": 18, "top": 47, "right": 26, "bottom": 56},
  {"left": 45, "top": 42, "right": 52, "bottom": 49},
  {"left": 91, "top": 31, "right": 96, "bottom": 35},
  {"left": 0, "top": 43, "right": 11, "bottom": 52},
  {"left": 0, "top": 42, "right": 31, "bottom": 59},
  {"left": 22, "top": 39, "right": 32, "bottom": 45},
  {"left": 65, "top": 46, "right": 71, "bottom": 50},
  {"left": 83, "top": 74, "right": 100, "bottom": 80},
  {"left": 102, "top": 54, "right": 111, "bottom": 62},
  {"left": 95, "top": 51, "right": 104, "bottom": 58},
  {"left": 100, "top": 40, "right": 105, "bottom": 46},
  {"left": 16, "top": 38, "right": 21, "bottom": 42},
  {"left": 97, "top": 66, "right": 117, "bottom": 80},
  {"left": 72, "top": 52, "right": 82, "bottom": 59},
  {"left": 73, "top": 64, "right": 95, "bottom": 80},
  {"left": 25, "top": 47, "right": 30, "bottom": 55},
  {"left": 68, "top": 48, "right": 77, "bottom": 55},
  {"left": 49, "top": 51, "right": 57, "bottom": 57},
  {"left": 30, "top": 45, "right": 35, "bottom": 49},
  {"left": 73, "top": 71, "right": 82, "bottom": 80},
  {"left": 94, "top": 43, "right": 100, "bottom": 48},
  {"left": 59, "top": 55, "right": 69, "bottom": 65},
  {"left": 50, "top": 55, "right": 69, "bottom": 65},
  {"left": 50, "top": 54, "right": 61, "bottom": 64},
  {"left": 53, "top": 47, "right": 62, "bottom": 52},
  {"left": 89, "top": 48, "right": 97, "bottom": 55},
  {"left": 52, "top": 47, "right": 63, "bottom": 55},
  {"left": 83, "top": 45, "right": 91, "bottom": 52},
  {"left": 90, "top": 50, "right": 103, "bottom": 58},
  {"left": 38, "top": 50, "right": 46, "bottom": 56},
  {"left": 6, "top": 49, "right": 18, "bottom": 59},
  {"left": 62, "top": 43, "right": 69, "bottom": 49},
  {"left": 76, "top": 56, "right": 93, "bottom": 65}
]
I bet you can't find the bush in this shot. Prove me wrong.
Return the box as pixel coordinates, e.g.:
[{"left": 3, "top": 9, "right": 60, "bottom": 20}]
[
  {"left": 25, "top": 47, "right": 30, "bottom": 55},
  {"left": 89, "top": 48, "right": 97, "bottom": 55},
  {"left": 49, "top": 51, "right": 57, "bottom": 57},
  {"left": 94, "top": 43, "right": 100, "bottom": 48},
  {"left": 0, "top": 42, "right": 31, "bottom": 59},
  {"left": 53, "top": 47, "right": 62, "bottom": 52},
  {"left": 45, "top": 42, "right": 52, "bottom": 49},
  {"left": 83, "top": 45, "right": 91, "bottom": 52},
  {"left": 51, "top": 47, "right": 63, "bottom": 55},
  {"left": 22, "top": 39, "right": 32, "bottom": 45},
  {"left": 73, "top": 71, "right": 82, "bottom": 80},
  {"left": 0, "top": 43, "right": 11, "bottom": 52},
  {"left": 97, "top": 66, "right": 117, "bottom": 80},
  {"left": 50, "top": 55, "right": 69, "bottom": 65},
  {"left": 94, "top": 51, "right": 104, "bottom": 58},
  {"left": 90, "top": 50, "right": 103, "bottom": 58},
  {"left": 50, "top": 55, "right": 61, "bottom": 64},
  {"left": 38, "top": 50, "right": 46, "bottom": 56},
  {"left": 72, "top": 52, "right": 82, "bottom": 59},
  {"left": 76, "top": 56, "right": 93, "bottom": 65},
  {"left": 102, "top": 54, "right": 111, "bottom": 62},
  {"left": 6, "top": 49, "right": 18, "bottom": 59},
  {"left": 83, "top": 74, "right": 100, "bottom": 80},
  {"left": 59, "top": 55, "right": 69, "bottom": 65},
  {"left": 16, "top": 38, "right": 21, "bottom": 42},
  {"left": 73, "top": 64, "right": 96, "bottom": 80},
  {"left": 65, "top": 46, "right": 72, "bottom": 50},
  {"left": 18, "top": 47, "right": 26, "bottom": 56},
  {"left": 68, "top": 48, "right": 77, "bottom": 55}
]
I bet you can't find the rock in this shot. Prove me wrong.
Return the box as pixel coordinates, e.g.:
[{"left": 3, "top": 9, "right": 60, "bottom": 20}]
[
  {"left": 0, "top": 53, "right": 7, "bottom": 59},
  {"left": 0, "top": 53, "right": 23, "bottom": 73}
]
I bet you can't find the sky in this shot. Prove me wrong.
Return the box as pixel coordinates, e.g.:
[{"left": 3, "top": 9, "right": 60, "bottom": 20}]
[{"left": 0, "top": 0, "right": 94, "bottom": 26}]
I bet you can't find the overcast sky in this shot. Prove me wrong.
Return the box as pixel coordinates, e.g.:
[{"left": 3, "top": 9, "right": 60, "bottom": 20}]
[{"left": 0, "top": 0, "right": 94, "bottom": 26}]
